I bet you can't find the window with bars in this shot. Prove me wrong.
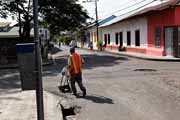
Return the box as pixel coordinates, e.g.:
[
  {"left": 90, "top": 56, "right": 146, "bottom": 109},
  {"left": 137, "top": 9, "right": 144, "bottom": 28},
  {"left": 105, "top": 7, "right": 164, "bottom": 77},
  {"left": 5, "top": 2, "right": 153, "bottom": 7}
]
[{"left": 154, "top": 27, "right": 161, "bottom": 48}]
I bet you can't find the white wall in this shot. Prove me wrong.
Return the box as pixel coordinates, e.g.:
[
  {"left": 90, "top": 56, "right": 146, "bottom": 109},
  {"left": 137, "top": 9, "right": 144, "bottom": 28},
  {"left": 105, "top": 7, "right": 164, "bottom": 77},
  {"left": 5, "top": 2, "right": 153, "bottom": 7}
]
[
  {"left": 101, "top": 17, "right": 148, "bottom": 48},
  {"left": 86, "top": 26, "right": 102, "bottom": 49}
]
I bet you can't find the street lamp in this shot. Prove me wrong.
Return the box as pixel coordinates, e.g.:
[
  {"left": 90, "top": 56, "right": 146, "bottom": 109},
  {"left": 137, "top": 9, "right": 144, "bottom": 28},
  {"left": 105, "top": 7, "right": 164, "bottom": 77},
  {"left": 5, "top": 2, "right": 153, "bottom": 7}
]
[{"left": 83, "top": 0, "right": 99, "bottom": 48}]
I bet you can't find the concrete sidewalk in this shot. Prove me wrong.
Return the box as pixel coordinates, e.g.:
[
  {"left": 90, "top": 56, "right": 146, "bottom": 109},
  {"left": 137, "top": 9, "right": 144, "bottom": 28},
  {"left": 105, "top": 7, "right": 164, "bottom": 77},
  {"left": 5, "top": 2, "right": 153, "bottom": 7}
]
[
  {"left": 80, "top": 47, "right": 180, "bottom": 61},
  {"left": 0, "top": 90, "right": 63, "bottom": 120}
]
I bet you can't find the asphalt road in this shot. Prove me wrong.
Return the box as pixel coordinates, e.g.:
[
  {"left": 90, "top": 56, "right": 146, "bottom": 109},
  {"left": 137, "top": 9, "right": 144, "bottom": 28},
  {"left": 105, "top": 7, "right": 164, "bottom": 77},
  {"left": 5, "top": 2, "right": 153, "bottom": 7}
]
[{"left": 43, "top": 46, "right": 180, "bottom": 120}]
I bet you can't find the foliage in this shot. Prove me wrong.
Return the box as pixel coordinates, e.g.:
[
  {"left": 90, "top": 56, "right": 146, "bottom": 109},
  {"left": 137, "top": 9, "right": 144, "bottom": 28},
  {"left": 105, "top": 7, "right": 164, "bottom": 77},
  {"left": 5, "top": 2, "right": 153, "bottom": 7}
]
[
  {"left": 96, "top": 40, "right": 103, "bottom": 51},
  {"left": 58, "top": 35, "right": 73, "bottom": 45},
  {"left": 75, "top": 30, "right": 81, "bottom": 41},
  {"left": 0, "top": 0, "right": 33, "bottom": 39},
  {"left": 119, "top": 46, "right": 126, "bottom": 51},
  {"left": 39, "top": 20, "right": 48, "bottom": 28},
  {"left": 40, "top": 0, "right": 89, "bottom": 35},
  {"left": 0, "top": 0, "right": 89, "bottom": 39}
]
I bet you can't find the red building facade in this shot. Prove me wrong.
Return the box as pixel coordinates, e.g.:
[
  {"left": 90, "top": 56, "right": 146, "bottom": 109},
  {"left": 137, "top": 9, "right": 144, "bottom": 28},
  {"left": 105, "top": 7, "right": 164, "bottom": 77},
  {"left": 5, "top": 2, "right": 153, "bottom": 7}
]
[{"left": 147, "top": 6, "right": 180, "bottom": 57}]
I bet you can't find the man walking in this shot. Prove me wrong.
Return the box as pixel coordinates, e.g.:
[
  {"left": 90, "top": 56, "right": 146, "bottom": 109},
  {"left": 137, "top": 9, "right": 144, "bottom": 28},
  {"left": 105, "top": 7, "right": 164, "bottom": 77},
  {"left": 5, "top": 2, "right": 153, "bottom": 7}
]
[{"left": 68, "top": 47, "right": 86, "bottom": 97}]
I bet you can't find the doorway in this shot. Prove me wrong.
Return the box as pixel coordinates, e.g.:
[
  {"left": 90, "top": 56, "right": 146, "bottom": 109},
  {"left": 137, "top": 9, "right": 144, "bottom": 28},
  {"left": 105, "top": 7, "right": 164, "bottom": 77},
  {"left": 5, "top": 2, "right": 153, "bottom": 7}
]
[
  {"left": 104, "top": 34, "right": 107, "bottom": 46},
  {"left": 119, "top": 32, "right": 123, "bottom": 46},
  {"left": 135, "top": 30, "right": 140, "bottom": 46},
  {"left": 164, "top": 27, "right": 173, "bottom": 56},
  {"left": 177, "top": 27, "right": 180, "bottom": 57}
]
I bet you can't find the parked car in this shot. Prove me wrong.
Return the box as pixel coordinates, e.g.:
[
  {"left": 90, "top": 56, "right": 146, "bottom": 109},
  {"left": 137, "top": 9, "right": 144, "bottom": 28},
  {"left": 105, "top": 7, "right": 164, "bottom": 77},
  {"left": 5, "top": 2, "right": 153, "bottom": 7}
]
[
  {"left": 69, "top": 40, "right": 77, "bottom": 48},
  {"left": 48, "top": 42, "right": 55, "bottom": 50}
]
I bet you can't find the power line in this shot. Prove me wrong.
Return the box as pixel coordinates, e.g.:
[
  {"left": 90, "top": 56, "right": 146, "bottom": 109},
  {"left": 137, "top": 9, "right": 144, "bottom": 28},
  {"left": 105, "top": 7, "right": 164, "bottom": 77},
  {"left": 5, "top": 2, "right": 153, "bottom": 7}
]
[
  {"left": 102, "top": 0, "right": 151, "bottom": 17},
  {"left": 96, "top": 0, "right": 158, "bottom": 23},
  {"left": 89, "top": 0, "right": 151, "bottom": 20},
  {"left": 97, "top": 0, "right": 141, "bottom": 13},
  {"left": 115, "top": 0, "right": 158, "bottom": 17},
  {"left": 87, "top": 12, "right": 96, "bottom": 20}
]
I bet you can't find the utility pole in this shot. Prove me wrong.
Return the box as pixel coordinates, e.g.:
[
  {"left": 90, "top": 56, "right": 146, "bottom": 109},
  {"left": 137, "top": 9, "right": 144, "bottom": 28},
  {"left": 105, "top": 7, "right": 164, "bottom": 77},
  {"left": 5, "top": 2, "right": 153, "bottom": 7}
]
[
  {"left": 95, "top": 0, "right": 99, "bottom": 42},
  {"left": 32, "top": 0, "right": 44, "bottom": 120},
  {"left": 83, "top": 0, "right": 99, "bottom": 49}
]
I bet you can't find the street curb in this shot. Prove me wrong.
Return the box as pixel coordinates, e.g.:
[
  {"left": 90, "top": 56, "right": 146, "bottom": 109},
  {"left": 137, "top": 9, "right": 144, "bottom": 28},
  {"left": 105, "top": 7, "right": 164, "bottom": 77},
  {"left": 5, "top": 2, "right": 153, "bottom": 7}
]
[
  {"left": 79, "top": 47, "right": 180, "bottom": 62},
  {"left": 0, "top": 64, "right": 18, "bottom": 70},
  {"left": 43, "top": 59, "right": 54, "bottom": 66}
]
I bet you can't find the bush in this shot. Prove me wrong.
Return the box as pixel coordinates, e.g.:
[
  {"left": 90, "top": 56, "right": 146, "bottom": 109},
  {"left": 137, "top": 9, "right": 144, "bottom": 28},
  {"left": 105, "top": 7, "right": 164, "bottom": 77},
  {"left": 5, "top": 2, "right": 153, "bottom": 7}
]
[
  {"left": 119, "top": 46, "right": 126, "bottom": 51},
  {"left": 58, "top": 36, "right": 73, "bottom": 45},
  {"left": 96, "top": 40, "right": 103, "bottom": 51}
]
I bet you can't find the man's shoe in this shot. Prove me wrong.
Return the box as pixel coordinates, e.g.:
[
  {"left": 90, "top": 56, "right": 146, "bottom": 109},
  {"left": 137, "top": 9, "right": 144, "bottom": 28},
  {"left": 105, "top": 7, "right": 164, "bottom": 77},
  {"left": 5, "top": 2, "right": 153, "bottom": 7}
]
[
  {"left": 83, "top": 91, "right": 86, "bottom": 97},
  {"left": 73, "top": 93, "right": 79, "bottom": 98}
]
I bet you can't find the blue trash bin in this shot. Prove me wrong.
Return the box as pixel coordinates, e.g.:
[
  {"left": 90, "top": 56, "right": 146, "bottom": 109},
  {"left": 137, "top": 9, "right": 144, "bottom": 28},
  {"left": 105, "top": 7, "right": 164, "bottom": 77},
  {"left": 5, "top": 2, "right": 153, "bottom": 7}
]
[{"left": 16, "top": 43, "right": 36, "bottom": 90}]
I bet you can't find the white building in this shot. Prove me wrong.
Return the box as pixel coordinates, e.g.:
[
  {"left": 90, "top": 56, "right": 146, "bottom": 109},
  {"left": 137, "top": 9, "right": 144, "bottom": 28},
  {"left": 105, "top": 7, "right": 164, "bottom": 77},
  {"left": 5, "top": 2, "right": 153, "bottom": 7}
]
[
  {"left": 100, "top": 17, "right": 148, "bottom": 53},
  {"left": 85, "top": 15, "right": 117, "bottom": 49}
]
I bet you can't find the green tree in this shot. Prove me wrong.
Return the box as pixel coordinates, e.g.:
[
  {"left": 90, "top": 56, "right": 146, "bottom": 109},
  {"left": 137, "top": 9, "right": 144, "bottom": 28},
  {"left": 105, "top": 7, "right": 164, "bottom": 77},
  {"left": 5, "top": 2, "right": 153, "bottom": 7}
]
[
  {"left": 0, "top": 0, "right": 89, "bottom": 39},
  {"left": 40, "top": 0, "right": 89, "bottom": 35},
  {"left": 0, "top": 0, "right": 33, "bottom": 38}
]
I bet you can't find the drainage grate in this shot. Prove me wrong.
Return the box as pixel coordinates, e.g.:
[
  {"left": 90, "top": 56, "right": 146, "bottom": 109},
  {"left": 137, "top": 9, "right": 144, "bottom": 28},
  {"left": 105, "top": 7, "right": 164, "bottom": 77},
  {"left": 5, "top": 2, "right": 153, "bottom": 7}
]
[
  {"left": 60, "top": 104, "right": 81, "bottom": 120},
  {"left": 62, "top": 107, "right": 75, "bottom": 118},
  {"left": 134, "top": 69, "right": 157, "bottom": 72}
]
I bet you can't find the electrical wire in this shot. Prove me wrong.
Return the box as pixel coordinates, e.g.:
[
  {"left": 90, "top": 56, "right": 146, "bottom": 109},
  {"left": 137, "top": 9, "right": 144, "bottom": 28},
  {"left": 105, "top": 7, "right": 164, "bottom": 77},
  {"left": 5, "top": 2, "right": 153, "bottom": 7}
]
[
  {"left": 89, "top": 0, "right": 165, "bottom": 21},
  {"left": 115, "top": 0, "right": 158, "bottom": 17},
  {"left": 101, "top": 0, "right": 151, "bottom": 17}
]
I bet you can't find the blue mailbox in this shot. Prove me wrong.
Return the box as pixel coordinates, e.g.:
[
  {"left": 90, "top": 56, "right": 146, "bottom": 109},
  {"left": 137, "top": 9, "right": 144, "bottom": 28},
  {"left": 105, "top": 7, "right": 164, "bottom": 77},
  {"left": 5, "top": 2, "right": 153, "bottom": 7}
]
[{"left": 16, "top": 43, "right": 36, "bottom": 90}]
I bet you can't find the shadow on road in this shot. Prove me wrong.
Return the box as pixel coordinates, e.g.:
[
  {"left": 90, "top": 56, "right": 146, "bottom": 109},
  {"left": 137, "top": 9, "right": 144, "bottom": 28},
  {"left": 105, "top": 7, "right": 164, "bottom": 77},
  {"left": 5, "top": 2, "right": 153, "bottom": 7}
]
[
  {"left": 82, "top": 54, "right": 128, "bottom": 69},
  {"left": 43, "top": 54, "right": 128, "bottom": 77},
  {"left": 0, "top": 70, "right": 21, "bottom": 94},
  {"left": 43, "top": 55, "right": 68, "bottom": 77},
  {"left": 82, "top": 94, "right": 114, "bottom": 104}
]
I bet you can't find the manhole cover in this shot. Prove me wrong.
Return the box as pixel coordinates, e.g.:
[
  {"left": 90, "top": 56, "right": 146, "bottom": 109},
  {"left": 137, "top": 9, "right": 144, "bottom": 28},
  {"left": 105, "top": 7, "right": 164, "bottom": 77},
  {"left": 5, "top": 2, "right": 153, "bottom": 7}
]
[{"left": 134, "top": 69, "right": 157, "bottom": 72}]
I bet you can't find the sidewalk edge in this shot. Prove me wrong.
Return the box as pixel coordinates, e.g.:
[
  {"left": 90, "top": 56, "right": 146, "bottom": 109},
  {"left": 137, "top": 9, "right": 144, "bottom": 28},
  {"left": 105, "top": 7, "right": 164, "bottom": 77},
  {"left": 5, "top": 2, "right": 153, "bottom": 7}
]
[{"left": 79, "top": 47, "right": 180, "bottom": 62}]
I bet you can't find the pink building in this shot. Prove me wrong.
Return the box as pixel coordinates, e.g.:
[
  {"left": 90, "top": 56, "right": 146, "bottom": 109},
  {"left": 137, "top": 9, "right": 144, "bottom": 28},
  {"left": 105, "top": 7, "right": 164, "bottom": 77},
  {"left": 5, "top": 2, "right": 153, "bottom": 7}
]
[
  {"left": 99, "top": 0, "right": 180, "bottom": 58},
  {"left": 147, "top": 3, "right": 180, "bottom": 57}
]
